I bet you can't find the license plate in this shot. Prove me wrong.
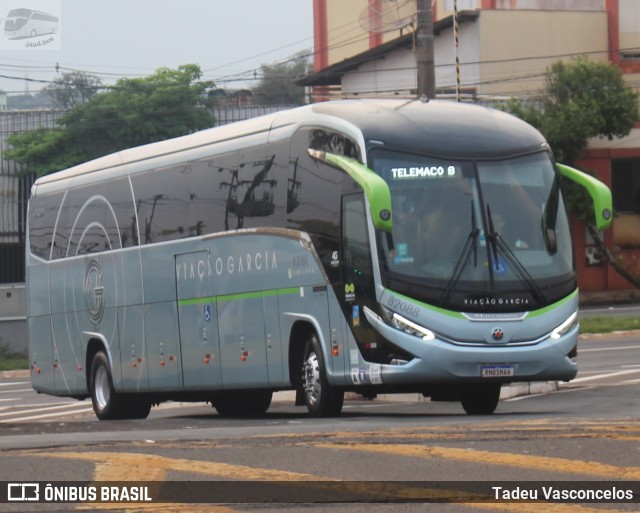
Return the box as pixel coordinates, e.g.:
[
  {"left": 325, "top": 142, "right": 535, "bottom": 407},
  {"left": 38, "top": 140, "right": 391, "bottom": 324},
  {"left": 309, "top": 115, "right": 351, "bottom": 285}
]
[{"left": 481, "top": 365, "right": 514, "bottom": 378}]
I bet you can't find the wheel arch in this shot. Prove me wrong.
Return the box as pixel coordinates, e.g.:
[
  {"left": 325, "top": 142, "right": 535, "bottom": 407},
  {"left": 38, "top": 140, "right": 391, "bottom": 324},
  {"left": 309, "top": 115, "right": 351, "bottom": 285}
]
[{"left": 83, "top": 332, "right": 111, "bottom": 391}]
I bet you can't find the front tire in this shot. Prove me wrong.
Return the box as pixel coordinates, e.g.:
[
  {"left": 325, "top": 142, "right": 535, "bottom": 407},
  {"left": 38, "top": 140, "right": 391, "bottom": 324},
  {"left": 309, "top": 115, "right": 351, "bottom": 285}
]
[
  {"left": 301, "top": 334, "right": 343, "bottom": 417},
  {"left": 460, "top": 383, "right": 501, "bottom": 415}
]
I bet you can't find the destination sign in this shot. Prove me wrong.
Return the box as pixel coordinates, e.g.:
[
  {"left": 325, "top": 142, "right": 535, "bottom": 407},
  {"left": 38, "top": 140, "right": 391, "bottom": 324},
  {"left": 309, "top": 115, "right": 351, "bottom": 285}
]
[{"left": 390, "top": 165, "right": 457, "bottom": 179}]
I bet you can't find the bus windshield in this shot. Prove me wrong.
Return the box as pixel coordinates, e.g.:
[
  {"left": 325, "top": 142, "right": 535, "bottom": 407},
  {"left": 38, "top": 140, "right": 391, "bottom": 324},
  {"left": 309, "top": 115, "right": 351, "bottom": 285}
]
[
  {"left": 372, "top": 149, "right": 575, "bottom": 312},
  {"left": 4, "top": 9, "right": 31, "bottom": 32}
]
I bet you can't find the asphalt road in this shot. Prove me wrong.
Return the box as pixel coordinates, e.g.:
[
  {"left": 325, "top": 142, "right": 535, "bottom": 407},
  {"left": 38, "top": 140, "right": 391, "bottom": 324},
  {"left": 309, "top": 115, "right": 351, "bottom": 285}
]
[{"left": 0, "top": 332, "right": 638, "bottom": 512}]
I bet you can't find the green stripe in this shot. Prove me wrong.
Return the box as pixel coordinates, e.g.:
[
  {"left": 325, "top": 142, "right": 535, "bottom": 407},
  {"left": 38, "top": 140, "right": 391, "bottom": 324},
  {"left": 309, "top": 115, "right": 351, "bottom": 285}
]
[
  {"left": 526, "top": 289, "right": 578, "bottom": 318},
  {"left": 386, "top": 288, "right": 578, "bottom": 319},
  {"left": 178, "top": 286, "right": 299, "bottom": 306}
]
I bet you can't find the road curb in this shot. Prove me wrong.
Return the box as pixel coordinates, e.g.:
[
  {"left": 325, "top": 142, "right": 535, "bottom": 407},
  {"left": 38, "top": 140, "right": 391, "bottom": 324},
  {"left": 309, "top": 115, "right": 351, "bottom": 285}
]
[{"left": 1, "top": 369, "right": 30, "bottom": 379}]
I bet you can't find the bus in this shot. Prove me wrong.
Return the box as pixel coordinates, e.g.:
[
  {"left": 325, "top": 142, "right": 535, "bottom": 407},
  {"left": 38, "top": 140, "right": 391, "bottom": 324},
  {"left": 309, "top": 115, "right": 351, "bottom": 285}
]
[
  {"left": 26, "top": 99, "right": 612, "bottom": 420},
  {"left": 3, "top": 8, "right": 58, "bottom": 40}
]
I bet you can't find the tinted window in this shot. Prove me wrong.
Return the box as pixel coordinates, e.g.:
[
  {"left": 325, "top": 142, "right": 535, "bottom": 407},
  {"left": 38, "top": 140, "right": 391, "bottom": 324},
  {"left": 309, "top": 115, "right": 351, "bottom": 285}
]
[
  {"left": 29, "top": 192, "right": 62, "bottom": 260},
  {"left": 134, "top": 142, "right": 288, "bottom": 243},
  {"left": 52, "top": 177, "right": 137, "bottom": 258},
  {"left": 211, "top": 145, "right": 285, "bottom": 231},
  {"left": 133, "top": 164, "right": 192, "bottom": 244},
  {"left": 287, "top": 127, "right": 361, "bottom": 231},
  {"left": 612, "top": 158, "right": 640, "bottom": 213},
  {"left": 188, "top": 156, "right": 230, "bottom": 235},
  {"left": 287, "top": 128, "right": 345, "bottom": 279}
]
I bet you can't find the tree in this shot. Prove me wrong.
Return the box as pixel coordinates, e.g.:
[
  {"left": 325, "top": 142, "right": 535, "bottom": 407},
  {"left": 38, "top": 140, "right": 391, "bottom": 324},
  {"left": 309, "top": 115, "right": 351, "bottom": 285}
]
[
  {"left": 5, "top": 64, "right": 215, "bottom": 176},
  {"left": 504, "top": 56, "right": 640, "bottom": 287},
  {"left": 44, "top": 71, "right": 102, "bottom": 109},
  {"left": 505, "top": 56, "right": 638, "bottom": 164},
  {"left": 252, "top": 51, "right": 310, "bottom": 105}
]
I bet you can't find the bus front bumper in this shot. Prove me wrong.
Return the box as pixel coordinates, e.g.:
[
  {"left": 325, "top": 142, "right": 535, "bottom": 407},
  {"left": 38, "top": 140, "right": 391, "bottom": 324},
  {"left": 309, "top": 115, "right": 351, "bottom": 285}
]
[{"left": 364, "top": 308, "right": 579, "bottom": 384}]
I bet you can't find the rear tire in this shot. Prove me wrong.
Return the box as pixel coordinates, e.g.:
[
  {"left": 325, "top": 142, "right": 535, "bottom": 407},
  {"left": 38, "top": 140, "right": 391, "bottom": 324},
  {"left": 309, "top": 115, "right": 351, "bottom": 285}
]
[
  {"left": 301, "top": 334, "right": 343, "bottom": 417},
  {"left": 460, "top": 383, "right": 501, "bottom": 415},
  {"left": 89, "top": 351, "right": 151, "bottom": 420},
  {"left": 212, "top": 390, "right": 272, "bottom": 417}
]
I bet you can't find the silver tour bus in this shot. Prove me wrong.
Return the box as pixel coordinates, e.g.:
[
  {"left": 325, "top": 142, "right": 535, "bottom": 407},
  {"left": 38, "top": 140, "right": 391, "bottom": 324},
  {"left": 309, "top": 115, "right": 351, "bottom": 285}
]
[{"left": 26, "top": 99, "right": 612, "bottom": 420}]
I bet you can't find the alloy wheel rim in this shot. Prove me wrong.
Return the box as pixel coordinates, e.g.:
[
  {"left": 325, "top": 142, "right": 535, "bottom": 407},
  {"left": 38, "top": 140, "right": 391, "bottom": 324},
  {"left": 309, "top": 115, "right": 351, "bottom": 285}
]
[
  {"left": 94, "top": 365, "right": 110, "bottom": 410},
  {"left": 303, "top": 352, "right": 321, "bottom": 407}
]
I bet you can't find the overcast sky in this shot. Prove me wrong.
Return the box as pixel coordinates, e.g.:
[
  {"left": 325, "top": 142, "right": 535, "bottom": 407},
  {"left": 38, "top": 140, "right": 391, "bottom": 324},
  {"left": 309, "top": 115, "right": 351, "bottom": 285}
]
[{"left": 0, "top": 0, "right": 313, "bottom": 94}]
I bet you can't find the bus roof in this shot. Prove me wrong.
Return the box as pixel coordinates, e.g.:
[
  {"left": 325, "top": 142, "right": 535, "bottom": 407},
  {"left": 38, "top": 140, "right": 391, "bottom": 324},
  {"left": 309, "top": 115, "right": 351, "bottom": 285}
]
[
  {"left": 33, "top": 99, "right": 548, "bottom": 189},
  {"left": 308, "top": 99, "right": 549, "bottom": 160}
]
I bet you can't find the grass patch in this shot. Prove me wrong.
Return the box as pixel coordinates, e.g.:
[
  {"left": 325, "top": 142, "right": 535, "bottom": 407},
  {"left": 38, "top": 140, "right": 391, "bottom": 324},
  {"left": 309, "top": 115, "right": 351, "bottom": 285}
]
[
  {"left": 580, "top": 316, "right": 640, "bottom": 334},
  {"left": 0, "top": 348, "right": 28, "bottom": 371}
]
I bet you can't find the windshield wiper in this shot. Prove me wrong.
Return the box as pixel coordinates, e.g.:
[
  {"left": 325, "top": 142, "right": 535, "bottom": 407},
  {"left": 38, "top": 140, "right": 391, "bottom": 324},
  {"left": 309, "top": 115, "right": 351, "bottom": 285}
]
[
  {"left": 485, "top": 203, "right": 546, "bottom": 304},
  {"left": 486, "top": 203, "right": 500, "bottom": 276},
  {"left": 442, "top": 200, "right": 479, "bottom": 301}
]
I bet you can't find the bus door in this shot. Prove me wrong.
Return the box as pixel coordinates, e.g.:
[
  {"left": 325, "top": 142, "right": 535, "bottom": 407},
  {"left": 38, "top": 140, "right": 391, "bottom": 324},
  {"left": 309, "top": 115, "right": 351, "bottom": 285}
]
[
  {"left": 176, "top": 250, "right": 221, "bottom": 389},
  {"left": 341, "top": 193, "right": 382, "bottom": 370},
  {"left": 263, "top": 293, "right": 286, "bottom": 386}
]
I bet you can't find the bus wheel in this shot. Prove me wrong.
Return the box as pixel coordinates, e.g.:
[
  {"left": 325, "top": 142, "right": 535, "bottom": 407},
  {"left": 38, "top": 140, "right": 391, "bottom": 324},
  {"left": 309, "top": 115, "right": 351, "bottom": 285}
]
[
  {"left": 90, "top": 351, "right": 125, "bottom": 420},
  {"left": 212, "top": 390, "right": 272, "bottom": 417},
  {"left": 89, "top": 351, "right": 151, "bottom": 420},
  {"left": 123, "top": 397, "right": 152, "bottom": 420},
  {"left": 301, "top": 334, "right": 343, "bottom": 417},
  {"left": 460, "top": 383, "right": 501, "bottom": 415}
]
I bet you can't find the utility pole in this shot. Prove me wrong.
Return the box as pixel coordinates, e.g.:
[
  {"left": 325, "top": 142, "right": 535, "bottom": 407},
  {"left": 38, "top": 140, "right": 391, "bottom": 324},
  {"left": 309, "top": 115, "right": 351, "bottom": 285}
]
[{"left": 416, "top": 0, "right": 435, "bottom": 99}]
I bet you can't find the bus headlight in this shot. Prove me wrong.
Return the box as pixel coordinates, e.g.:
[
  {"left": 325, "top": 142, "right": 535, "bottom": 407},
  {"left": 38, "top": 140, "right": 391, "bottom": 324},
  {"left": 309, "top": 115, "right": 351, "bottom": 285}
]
[
  {"left": 381, "top": 306, "right": 435, "bottom": 341},
  {"left": 550, "top": 312, "right": 578, "bottom": 340}
]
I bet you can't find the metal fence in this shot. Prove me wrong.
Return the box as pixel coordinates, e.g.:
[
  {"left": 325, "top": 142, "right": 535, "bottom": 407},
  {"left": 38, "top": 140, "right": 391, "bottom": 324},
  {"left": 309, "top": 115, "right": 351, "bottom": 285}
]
[
  {"left": 0, "top": 110, "right": 64, "bottom": 175},
  {"left": 211, "top": 104, "right": 298, "bottom": 126},
  {"left": 0, "top": 111, "right": 63, "bottom": 284},
  {"left": 0, "top": 173, "right": 35, "bottom": 283}
]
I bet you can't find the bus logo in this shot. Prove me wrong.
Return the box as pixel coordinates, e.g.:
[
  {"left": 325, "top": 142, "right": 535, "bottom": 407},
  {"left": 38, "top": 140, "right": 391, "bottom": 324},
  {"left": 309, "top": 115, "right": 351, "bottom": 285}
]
[
  {"left": 84, "top": 258, "right": 105, "bottom": 326},
  {"left": 345, "top": 283, "right": 356, "bottom": 302},
  {"left": 492, "top": 328, "right": 505, "bottom": 341}
]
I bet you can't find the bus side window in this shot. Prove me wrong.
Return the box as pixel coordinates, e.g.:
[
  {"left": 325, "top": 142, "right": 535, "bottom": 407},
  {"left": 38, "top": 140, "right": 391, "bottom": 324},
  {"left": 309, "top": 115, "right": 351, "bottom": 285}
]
[
  {"left": 133, "top": 165, "right": 192, "bottom": 244},
  {"left": 29, "top": 193, "right": 60, "bottom": 260},
  {"left": 288, "top": 128, "right": 342, "bottom": 281}
]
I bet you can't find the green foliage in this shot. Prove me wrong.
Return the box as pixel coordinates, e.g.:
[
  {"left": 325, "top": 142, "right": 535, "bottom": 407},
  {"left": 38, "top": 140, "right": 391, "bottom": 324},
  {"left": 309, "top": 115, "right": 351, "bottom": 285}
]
[
  {"left": 504, "top": 56, "right": 639, "bottom": 166},
  {"left": 5, "top": 64, "right": 215, "bottom": 176},
  {"left": 252, "top": 51, "right": 310, "bottom": 105},
  {"left": 504, "top": 57, "right": 640, "bottom": 289},
  {"left": 44, "top": 70, "right": 102, "bottom": 109},
  {"left": 502, "top": 57, "right": 638, "bottom": 227},
  {"left": 544, "top": 57, "right": 638, "bottom": 163},
  {"left": 0, "top": 346, "right": 28, "bottom": 371}
]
